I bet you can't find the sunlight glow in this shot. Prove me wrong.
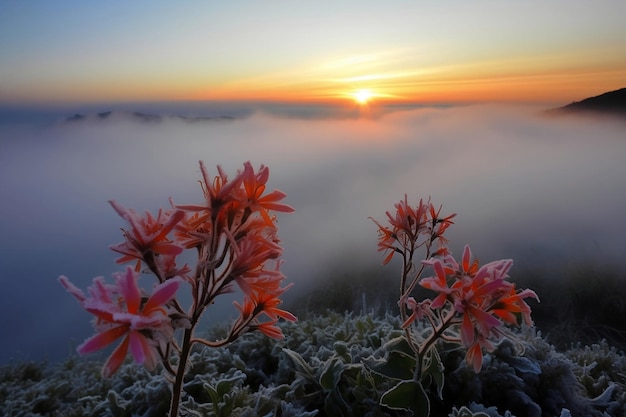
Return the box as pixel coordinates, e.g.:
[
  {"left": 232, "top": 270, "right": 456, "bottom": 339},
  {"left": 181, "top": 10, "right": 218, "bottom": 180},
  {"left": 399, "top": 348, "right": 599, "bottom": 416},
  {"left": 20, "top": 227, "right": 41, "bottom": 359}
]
[{"left": 353, "top": 89, "right": 373, "bottom": 105}]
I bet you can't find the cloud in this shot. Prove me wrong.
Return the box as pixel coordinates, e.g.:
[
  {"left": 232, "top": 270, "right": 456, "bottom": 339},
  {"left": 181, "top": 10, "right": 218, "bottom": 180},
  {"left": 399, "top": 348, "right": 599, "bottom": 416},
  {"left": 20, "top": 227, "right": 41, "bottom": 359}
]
[{"left": 1, "top": 104, "right": 625, "bottom": 363}]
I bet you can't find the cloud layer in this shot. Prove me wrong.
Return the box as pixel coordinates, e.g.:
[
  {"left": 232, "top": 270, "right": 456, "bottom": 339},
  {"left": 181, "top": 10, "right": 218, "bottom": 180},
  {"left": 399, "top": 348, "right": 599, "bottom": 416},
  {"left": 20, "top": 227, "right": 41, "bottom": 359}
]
[{"left": 1, "top": 104, "right": 625, "bottom": 363}]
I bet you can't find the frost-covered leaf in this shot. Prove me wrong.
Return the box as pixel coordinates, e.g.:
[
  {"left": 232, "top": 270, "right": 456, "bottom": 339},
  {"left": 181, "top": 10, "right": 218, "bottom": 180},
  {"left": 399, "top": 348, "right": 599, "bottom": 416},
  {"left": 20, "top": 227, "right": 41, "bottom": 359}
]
[
  {"left": 506, "top": 356, "right": 541, "bottom": 375},
  {"left": 422, "top": 347, "right": 445, "bottom": 399},
  {"left": 282, "top": 348, "right": 317, "bottom": 382},
  {"left": 334, "top": 341, "right": 352, "bottom": 362},
  {"left": 368, "top": 349, "right": 416, "bottom": 380},
  {"left": 380, "top": 380, "right": 429, "bottom": 416},
  {"left": 451, "top": 406, "right": 490, "bottom": 417},
  {"left": 319, "top": 358, "right": 344, "bottom": 391}
]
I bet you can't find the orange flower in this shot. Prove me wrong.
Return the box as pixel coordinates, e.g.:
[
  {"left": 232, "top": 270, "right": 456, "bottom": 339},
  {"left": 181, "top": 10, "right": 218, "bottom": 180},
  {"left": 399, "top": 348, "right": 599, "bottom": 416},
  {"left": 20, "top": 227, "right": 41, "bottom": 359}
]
[
  {"left": 371, "top": 196, "right": 456, "bottom": 265},
  {"left": 239, "top": 161, "right": 295, "bottom": 224},
  {"left": 234, "top": 286, "right": 297, "bottom": 339}
]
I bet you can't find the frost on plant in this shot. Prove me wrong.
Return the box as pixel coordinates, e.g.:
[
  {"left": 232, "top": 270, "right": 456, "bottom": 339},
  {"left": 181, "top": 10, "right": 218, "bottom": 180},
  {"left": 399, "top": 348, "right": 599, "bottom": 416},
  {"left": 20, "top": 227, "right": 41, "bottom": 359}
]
[
  {"left": 371, "top": 195, "right": 539, "bottom": 415},
  {"left": 59, "top": 161, "right": 296, "bottom": 417}
]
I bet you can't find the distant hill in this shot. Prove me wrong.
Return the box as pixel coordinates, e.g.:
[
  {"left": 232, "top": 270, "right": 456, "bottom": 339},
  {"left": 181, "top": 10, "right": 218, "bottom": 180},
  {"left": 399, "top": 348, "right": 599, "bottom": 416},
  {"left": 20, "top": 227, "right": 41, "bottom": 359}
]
[
  {"left": 63, "top": 110, "right": 235, "bottom": 124},
  {"left": 547, "top": 87, "right": 626, "bottom": 117}
]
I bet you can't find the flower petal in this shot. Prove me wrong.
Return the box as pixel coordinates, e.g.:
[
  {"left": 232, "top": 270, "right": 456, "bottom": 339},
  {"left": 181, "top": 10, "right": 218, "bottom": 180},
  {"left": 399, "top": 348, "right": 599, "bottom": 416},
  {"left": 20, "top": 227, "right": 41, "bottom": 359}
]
[
  {"left": 142, "top": 278, "right": 180, "bottom": 314},
  {"left": 77, "top": 326, "right": 128, "bottom": 355},
  {"left": 58, "top": 276, "right": 86, "bottom": 303},
  {"left": 116, "top": 267, "right": 141, "bottom": 314},
  {"left": 102, "top": 335, "right": 130, "bottom": 378},
  {"left": 129, "top": 330, "right": 146, "bottom": 364}
]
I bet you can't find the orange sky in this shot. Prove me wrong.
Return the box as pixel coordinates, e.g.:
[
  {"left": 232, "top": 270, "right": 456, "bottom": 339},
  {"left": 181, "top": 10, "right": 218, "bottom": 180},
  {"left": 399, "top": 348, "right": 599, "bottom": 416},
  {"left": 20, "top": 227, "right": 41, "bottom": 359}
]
[{"left": 1, "top": 1, "right": 625, "bottom": 106}]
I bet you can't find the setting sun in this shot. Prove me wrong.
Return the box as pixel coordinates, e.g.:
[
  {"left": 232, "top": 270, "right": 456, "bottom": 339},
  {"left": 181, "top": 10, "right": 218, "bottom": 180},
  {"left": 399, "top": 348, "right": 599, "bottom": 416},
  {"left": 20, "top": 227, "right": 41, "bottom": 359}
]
[{"left": 353, "top": 89, "right": 373, "bottom": 105}]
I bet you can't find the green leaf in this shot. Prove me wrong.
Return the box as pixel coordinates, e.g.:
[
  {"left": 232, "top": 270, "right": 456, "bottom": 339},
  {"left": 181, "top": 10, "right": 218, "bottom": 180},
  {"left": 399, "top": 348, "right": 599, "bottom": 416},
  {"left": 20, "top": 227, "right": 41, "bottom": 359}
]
[
  {"left": 215, "top": 374, "right": 244, "bottom": 397},
  {"left": 334, "top": 341, "right": 352, "bottom": 362},
  {"left": 421, "top": 348, "right": 445, "bottom": 399},
  {"left": 380, "top": 380, "right": 430, "bottom": 416},
  {"left": 319, "top": 358, "right": 344, "bottom": 390},
  {"left": 203, "top": 383, "right": 220, "bottom": 406},
  {"left": 383, "top": 336, "right": 416, "bottom": 357},
  {"left": 369, "top": 350, "right": 416, "bottom": 380},
  {"left": 282, "top": 348, "right": 316, "bottom": 382}
]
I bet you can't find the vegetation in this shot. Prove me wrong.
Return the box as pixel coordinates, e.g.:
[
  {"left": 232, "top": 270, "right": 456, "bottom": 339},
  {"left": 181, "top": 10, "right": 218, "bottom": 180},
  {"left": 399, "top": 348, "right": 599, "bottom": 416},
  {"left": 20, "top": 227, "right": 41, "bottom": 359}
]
[{"left": 2, "top": 309, "right": 624, "bottom": 416}]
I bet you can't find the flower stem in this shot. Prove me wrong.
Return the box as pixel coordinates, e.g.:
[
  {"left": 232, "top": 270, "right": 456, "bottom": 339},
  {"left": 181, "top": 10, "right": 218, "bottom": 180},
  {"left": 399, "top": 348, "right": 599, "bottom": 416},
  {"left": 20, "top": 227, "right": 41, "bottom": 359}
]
[
  {"left": 415, "top": 310, "right": 457, "bottom": 381},
  {"left": 169, "top": 326, "right": 194, "bottom": 417}
]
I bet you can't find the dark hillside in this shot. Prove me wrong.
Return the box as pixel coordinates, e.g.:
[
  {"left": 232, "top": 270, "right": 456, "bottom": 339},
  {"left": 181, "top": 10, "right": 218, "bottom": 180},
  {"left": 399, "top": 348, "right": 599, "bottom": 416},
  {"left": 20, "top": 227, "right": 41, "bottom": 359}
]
[{"left": 548, "top": 87, "right": 626, "bottom": 117}]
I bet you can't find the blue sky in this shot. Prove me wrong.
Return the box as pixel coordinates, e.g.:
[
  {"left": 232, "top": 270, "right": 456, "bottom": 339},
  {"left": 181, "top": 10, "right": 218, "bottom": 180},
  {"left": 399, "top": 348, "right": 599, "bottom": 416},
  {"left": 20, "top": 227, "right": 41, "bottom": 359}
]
[{"left": 1, "top": 1, "right": 625, "bottom": 104}]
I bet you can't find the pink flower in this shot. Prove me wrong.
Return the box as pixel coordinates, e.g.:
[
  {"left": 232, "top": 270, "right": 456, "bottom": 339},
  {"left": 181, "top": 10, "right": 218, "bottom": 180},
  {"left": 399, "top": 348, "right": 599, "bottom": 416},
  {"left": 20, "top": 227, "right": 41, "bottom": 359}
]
[
  {"left": 109, "top": 200, "right": 185, "bottom": 272},
  {"left": 420, "top": 258, "right": 457, "bottom": 309},
  {"left": 59, "top": 267, "right": 180, "bottom": 377},
  {"left": 465, "top": 332, "right": 495, "bottom": 373},
  {"left": 402, "top": 297, "right": 432, "bottom": 328}
]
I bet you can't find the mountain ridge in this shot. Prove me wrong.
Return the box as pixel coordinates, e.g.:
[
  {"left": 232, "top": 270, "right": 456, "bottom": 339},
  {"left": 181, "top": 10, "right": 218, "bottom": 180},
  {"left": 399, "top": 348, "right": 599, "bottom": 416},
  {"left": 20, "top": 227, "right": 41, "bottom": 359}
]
[
  {"left": 63, "top": 110, "right": 236, "bottom": 124},
  {"left": 547, "top": 87, "right": 626, "bottom": 117}
]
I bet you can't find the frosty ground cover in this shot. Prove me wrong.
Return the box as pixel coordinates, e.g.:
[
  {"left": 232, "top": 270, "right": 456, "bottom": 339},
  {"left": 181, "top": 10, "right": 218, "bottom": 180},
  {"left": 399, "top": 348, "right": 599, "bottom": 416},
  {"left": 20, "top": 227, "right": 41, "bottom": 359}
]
[{"left": 2, "top": 311, "right": 624, "bottom": 417}]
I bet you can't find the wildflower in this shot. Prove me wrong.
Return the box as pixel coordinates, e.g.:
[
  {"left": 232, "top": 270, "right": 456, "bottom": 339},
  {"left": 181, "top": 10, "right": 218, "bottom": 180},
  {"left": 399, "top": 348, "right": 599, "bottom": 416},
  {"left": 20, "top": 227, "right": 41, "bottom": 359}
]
[
  {"left": 386, "top": 195, "right": 429, "bottom": 244},
  {"left": 371, "top": 217, "right": 400, "bottom": 265},
  {"left": 227, "top": 229, "right": 284, "bottom": 295},
  {"left": 239, "top": 161, "right": 295, "bottom": 224},
  {"left": 59, "top": 267, "right": 180, "bottom": 377},
  {"left": 429, "top": 203, "right": 456, "bottom": 243},
  {"left": 172, "top": 210, "right": 212, "bottom": 249},
  {"left": 465, "top": 332, "right": 495, "bottom": 373},
  {"left": 420, "top": 258, "right": 457, "bottom": 309},
  {"left": 402, "top": 297, "right": 432, "bottom": 328},
  {"left": 109, "top": 200, "right": 184, "bottom": 273},
  {"left": 234, "top": 286, "right": 297, "bottom": 339}
]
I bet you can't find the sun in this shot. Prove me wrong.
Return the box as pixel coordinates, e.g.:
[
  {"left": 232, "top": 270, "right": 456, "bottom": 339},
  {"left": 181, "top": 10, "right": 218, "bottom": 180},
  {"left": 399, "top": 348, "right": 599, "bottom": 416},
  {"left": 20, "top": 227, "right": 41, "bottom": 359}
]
[{"left": 353, "top": 89, "right": 373, "bottom": 105}]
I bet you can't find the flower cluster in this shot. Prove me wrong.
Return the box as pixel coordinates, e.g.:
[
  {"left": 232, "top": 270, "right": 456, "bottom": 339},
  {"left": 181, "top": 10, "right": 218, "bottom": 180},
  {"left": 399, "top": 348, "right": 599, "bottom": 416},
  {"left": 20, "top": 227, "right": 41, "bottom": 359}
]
[
  {"left": 59, "top": 268, "right": 180, "bottom": 377},
  {"left": 60, "top": 161, "right": 296, "bottom": 417},
  {"left": 372, "top": 195, "right": 538, "bottom": 374},
  {"left": 418, "top": 245, "right": 538, "bottom": 372}
]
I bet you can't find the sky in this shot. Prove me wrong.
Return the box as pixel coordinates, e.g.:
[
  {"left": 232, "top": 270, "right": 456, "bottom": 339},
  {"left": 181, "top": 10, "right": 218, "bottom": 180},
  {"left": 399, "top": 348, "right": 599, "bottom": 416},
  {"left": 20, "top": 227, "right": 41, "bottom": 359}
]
[{"left": 1, "top": 0, "right": 626, "bottom": 106}]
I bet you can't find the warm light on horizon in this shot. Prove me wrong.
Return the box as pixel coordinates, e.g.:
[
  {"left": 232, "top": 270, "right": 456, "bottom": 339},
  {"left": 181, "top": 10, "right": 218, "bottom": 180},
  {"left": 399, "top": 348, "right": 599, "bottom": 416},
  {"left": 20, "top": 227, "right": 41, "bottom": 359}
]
[
  {"left": 353, "top": 89, "right": 373, "bottom": 105},
  {"left": 1, "top": 2, "right": 624, "bottom": 107}
]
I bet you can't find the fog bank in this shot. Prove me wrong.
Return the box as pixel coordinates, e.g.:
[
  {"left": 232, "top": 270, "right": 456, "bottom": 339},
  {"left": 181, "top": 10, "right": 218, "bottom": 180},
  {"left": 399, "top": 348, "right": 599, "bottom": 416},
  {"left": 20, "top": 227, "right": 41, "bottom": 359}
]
[{"left": 1, "top": 104, "right": 625, "bottom": 363}]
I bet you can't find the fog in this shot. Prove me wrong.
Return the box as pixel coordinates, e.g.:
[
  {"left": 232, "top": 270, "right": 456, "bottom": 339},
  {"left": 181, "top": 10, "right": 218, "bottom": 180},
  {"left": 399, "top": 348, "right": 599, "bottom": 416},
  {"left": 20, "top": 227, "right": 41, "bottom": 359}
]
[{"left": 1, "top": 104, "right": 625, "bottom": 364}]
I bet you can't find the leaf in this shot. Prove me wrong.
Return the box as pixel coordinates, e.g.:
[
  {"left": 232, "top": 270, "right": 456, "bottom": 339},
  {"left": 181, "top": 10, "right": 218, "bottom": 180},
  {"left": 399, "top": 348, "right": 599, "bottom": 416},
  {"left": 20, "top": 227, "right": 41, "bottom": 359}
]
[
  {"left": 383, "top": 336, "right": 416, "bottom": 357},
  {"left": 324, "top": 389, "right": 351, "bottom": 417},
  {"left": 215, "top": 374, "right": 244, "bottom": 398},
  {"left": 507, "top": 356, "right": 541, "bottom": 375},
  {"left": 380, "top": 380, "right": 429, "bottom": 416},
  {"left": 421, "top": 348, "right": 445, "bottom": 400},
  {"left": 334, "top": 341, "right": 352, "bottom": 362},
  {"left": 455, "top": 406, "right": 490, "bottom": 417},
  {"left": 319, "top": 358, "right": 344, "bottom": 391},
  {"left": 368, "top": 350, "right": 416, "bottom": 380},
  {"left": 282, "top": 348, "right": 317, "bottom": 382}
]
